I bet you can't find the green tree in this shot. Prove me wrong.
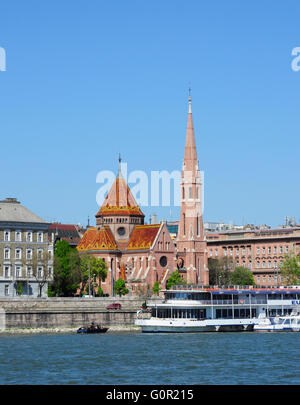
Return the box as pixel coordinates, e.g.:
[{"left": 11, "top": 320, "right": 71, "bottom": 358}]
[
  {"left": 229, "top": 266, "right": 255, "bottom": 286},
  {"left": 152, "top": 281, "right": 161, "bottom": 296},
  {"left": 166, "top": 270, "right": 186, "bottom": 289},
  {"left": 280, "top": 253, "right": 300, "bottom": 285},
  {"left": 208, "top": 257, "right": 233, "bottom": 285},
  {"left": 49, "top": 240, "right": 81, "bottom": 296},
  {"left": 114, "top": 278, "right": 129, "bottom": 297},
  {"left": 16, "top": 281, "right": 24, "bottom": 296},
  {"left": 80, "top": 254, "right": 108, "bottom": 295}
]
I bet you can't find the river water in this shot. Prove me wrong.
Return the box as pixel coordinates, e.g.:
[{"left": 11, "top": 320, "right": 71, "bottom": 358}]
[{"left": 0, "top": 331, "right": 300, "bottom": 385}]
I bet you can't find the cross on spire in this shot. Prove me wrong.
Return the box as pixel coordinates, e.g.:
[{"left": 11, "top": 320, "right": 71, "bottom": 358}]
[{"left": 188, "top": 86, "right": 192, "bottom": 113}]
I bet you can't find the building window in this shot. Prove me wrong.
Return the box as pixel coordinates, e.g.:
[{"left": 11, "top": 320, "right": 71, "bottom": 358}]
[
  {"left": 256, "top": 247, "right": 260, "bottom": 255},
  {"left": 37, "top": 232, "right": 43, "bottom": 243},
  {"left": 268, "top": 261, "right": 272, "bottom": 268},
  {"left": 38, "top": 249, "right": 43, "bottom": 259},
  {"left": 257, "top": 276, "right": 260, "bottom": 284},
  {"left": 26, "top": 232, "right": 33, "bottom": 242},
  {"left": 4, "top": 231, "right": 10, "bottom": 242},
  {"left": 279, "top": 246, "right": 283, "bottom": 254},
  {"left": 262, "top": 247, "right": 265, "bottom": 255},
  {"left": 4, "top": 248, "right": 10, "bottom": 260},
  {"left": 236, "top": 248, "right": 239, "bottom": 255},
  {"left": 26, "top": 249, "right": 32, "bottom": 260},
  {"left": 27, "top": 266, "right": 32, "bottom": 277},
  {"left": 249, "top": 261, "right": 252, "bottom": 269},
  {"left": 285, "top": 246, "right": 289, "bottom": 254},
  {"left": 4, "top": 266, "right": 10, "bottom": 277},
  {"left": 210, "top": 249, "right": 213, "bottom": 257},
  {"left": 256, "top": 261, "right": 260, "bottom": 268},
  {"left": 15, "top": 266, "right": 21, "bottom": 278},
  {"left": 268, "top": 247, "right": 271, "bottom": 254},
  {"left": 4, "top": 285, "right": 9, "bottom": 296},
  {"left": 274, "top": 246, "right": 277, "bottom": 254},
  {"left": 215, "top": 249, "right": 218, "bottom": 257},
  {"left": 15, "top": 248, "right": 22, "bottom": 260},
  {"left": 262, "top": 261, "right": 266, "bottom": 268},
  {"left": 15, "top": 231, "right": 22, "bottom": 242},
  {"left": 37, "top": 267, "right": 43, "bottom": 278}
]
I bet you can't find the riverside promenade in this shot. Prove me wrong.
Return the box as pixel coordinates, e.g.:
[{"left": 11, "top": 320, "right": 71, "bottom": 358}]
[{"left": 0, "top": 296, "right": 158, "bottom": 333}]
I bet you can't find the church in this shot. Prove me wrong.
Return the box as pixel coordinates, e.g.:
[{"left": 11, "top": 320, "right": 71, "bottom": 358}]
[{"left": 77, "top": 95, "right": 209, "bottom": 296}]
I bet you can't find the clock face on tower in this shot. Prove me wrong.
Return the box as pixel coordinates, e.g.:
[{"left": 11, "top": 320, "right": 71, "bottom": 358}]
[{"left": 117, "top": 227, "right": 126, "bottom": 237}]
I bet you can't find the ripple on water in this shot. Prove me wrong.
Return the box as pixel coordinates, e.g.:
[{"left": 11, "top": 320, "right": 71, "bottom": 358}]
[{"left": 1, "top": 332, "right": 300, "bottom": 384}]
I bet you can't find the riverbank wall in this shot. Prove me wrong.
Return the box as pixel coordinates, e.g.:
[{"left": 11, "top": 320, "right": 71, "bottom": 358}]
[{"left": 0, "top": 297, "right": 154, "bottom": 331}]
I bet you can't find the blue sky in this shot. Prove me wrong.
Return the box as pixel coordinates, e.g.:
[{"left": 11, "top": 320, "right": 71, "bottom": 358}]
[{"left": 0, "top": 0, "right": 299, "bottom": 228}]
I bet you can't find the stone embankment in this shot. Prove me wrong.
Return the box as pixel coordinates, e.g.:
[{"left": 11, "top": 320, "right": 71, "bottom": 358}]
[{"left": 0, "top": 296, "right": 162, "bottom": 333}]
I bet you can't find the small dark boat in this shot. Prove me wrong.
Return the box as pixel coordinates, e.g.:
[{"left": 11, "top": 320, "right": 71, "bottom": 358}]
[{"left": 77, "top": 324, "right": 109, "bottom": 334}]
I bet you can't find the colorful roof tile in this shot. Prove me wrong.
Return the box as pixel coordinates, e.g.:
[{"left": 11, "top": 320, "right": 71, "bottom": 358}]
[
  {"left": 126, "top": 224, "right": 161, "bottom": 251},
  {"left": 77, "top": 226, "right": 119, "bottom": 252},
  {"left": 96, "top": 174, "right": 144, "bottom": 217}
]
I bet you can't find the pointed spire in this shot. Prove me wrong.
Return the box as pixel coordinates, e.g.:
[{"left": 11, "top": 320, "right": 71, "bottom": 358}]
[
  {"left": 118, "top": 153, "right": 122, "bottom": 177},
  {"left": 183, "top": 91, "right": 198, "bottom": 171},
  {"left": 188, "top": 86, "right": 192, "bottom": 114}
]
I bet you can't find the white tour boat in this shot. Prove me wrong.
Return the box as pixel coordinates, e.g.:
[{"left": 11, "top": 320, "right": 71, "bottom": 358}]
[
  {"left": 135, "top": 285, "right": 300, "bottom": 333},
  {"left": 253, "top": 310, "right": 300, "bottom": 332}
]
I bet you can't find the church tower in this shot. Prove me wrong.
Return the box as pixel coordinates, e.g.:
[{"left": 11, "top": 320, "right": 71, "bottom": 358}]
[
  {"left": 176, "top": 94, "right": 208, "bottom": 285},
  {"left": 95, "top": 156, "right": 145, "bottom": 243}
]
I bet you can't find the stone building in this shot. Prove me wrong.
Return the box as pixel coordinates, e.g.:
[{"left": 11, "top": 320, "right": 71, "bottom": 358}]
[
  {"left": 206, "top": 226, "right": 300, "bottom": 286},
  {"left": 48, "top": 223, "right": 85, "bottom": 248},
  {"left": 0, "top": 198, "right": 53, "bottom": 297},
  {"left": 77, "top": 95, "right": 208, "bottom": 295},
  {"left": 77, "top": 165, "right": 177, "bottom": 296}
]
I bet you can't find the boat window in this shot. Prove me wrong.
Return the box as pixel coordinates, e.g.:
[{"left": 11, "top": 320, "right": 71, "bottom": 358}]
[
  {"left": 285, "top": 319, "right": 291, "bottom": 325},
  {"left": 297, "top": 320, "right": 300, "bottom": 325}
]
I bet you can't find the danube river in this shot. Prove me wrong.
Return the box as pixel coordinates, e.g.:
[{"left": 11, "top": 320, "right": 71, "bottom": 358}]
[{"left": 0, "top": 331, "right": 300, "bottom": 385}]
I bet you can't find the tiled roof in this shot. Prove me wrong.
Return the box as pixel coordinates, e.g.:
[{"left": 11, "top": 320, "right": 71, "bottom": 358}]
[
  {"left": 77, "top": 226, "right": 119, "bottom": 252},
  {"left": 126, "top": 224, "right": 161, "bottom": 251},
  {"left": 96, "top": 175, "right": 144, "bottom": 217},
  {"left": 49, "top": 223, "right": 84, "bottom": 246}
]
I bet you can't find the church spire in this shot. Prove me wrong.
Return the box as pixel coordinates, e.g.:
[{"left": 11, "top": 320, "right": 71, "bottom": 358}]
[
  {"left": 183, "top": 91, "right": 198, "bottom": 172},
  {"left": 118, "top": 153, "right": 122, "bottom": 177}
]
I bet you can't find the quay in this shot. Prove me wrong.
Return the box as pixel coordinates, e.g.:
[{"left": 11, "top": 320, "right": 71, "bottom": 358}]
[{"left": 0, "top": 297, "right": 148, "bottom": 332}]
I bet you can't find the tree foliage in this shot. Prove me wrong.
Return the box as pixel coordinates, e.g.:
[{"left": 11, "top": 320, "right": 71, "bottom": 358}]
[
  {"left": 114, "top": 278, "right": 129, "bottom": 297},
  {"left": 49, "top": 242, "right": 108, "bottom": 297},
  {"left": 208, "top": 257, "right": 233, "bottom": 285},
  {"left": 166, "top": 270, "right": 186, "bottom": 289},
  {"left": 152, "top": 281, "right": 161, "bottom": 296},
  {"left": 229, "top": 266, "right": 255, "bottom": 286},
  {"left": 280, "top": 254, "right": 300, "bottom": 285},
  {"left": 49, "top": 240, "right": 81, "bottom": 296}
]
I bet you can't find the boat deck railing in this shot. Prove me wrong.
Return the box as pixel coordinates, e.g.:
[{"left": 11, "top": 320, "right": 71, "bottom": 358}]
[
  {"left": 163, "top": 298, "right": 267, "bottom": 305},
  {"left": 170, "top": 284, "right": 300, "bottom": 291}
]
